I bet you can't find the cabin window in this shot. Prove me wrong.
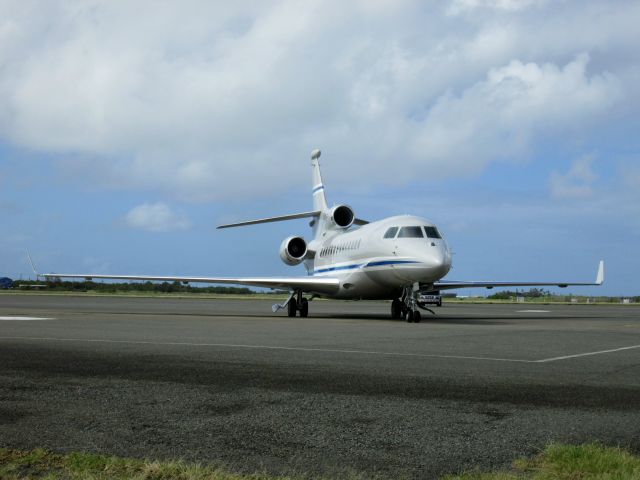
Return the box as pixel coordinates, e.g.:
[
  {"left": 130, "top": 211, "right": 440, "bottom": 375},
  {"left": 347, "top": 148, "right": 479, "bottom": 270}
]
[
  {"left": 424, "top": 226, "right": 442, "bottom": 239},
  {"left": 398, "top": 226, "right": 424, "bottom": 238},
  {"left": 383, "top": 227, "right": 398, "bottom": 239}
]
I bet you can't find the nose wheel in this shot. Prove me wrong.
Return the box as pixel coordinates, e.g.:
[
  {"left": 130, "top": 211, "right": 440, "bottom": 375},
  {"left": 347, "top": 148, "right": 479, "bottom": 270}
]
[
  {"left": 405, "top": 309, "right": 421, "bottom": 323},
  {"left": 396, "top": 284, "right": 428, "bottom": 323}
]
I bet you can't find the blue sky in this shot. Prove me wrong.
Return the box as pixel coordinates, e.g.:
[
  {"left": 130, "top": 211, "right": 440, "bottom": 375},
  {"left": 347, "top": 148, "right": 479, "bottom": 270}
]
[{"left": 1, "top": 0, "right": 639, "bottom": 296}]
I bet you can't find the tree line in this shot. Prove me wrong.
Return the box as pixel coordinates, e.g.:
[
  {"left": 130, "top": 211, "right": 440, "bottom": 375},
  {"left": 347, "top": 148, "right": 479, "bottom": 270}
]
[{"left": 11, "top": 279, "right": 263, "bottom": 294}]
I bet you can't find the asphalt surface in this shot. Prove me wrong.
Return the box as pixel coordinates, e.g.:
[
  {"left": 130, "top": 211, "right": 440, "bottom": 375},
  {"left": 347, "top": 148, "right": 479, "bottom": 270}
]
[{"left": 1, "top": 294, "right": 639, "bottom": 479}]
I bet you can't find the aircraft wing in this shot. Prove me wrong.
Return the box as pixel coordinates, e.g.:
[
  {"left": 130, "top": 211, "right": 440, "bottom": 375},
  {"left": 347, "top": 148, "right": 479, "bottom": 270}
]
[
  {"left": 31, "top": 270, "right": 339, "bottom": 296},
  {"left": 434, "top": 261, "right": 604, "bottom": 291}
]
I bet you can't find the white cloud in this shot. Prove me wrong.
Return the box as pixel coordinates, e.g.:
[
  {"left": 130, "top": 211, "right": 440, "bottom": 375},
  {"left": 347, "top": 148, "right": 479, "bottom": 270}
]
[
  {"left": 409, "top": 54, "right": 620, "bottom": 175},
  {"left": 549, "top": 155, "right": 598, "bottom": 199},
  {"left": 447, "top": 0, "right": 546, "bottom": 15},
  {"left": 124, "top": 202, "right": 191, "bottom": 232},
  {"left": 0, "top": 1, "right": 636, "bottom": 201}
]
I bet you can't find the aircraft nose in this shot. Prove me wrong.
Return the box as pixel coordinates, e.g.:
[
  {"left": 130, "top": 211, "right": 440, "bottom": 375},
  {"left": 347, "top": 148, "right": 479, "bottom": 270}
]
[{"left": 425, "top": 244, "right": 451, "bottom": 277}]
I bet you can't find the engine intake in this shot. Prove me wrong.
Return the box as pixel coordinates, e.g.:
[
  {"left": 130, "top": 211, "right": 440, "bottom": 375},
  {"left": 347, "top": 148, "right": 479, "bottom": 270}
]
[
  {"left": 279, "top": 236, "right": 307, "bottom": 266},
  {"left": 329, "top": 204, "right": 354, "bottom": 229}
]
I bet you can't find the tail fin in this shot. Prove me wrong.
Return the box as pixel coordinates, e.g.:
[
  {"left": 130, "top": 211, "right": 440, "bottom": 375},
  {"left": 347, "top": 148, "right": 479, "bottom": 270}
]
[{"left": 311, "top": 149, "right": 328, "bottom": 212}]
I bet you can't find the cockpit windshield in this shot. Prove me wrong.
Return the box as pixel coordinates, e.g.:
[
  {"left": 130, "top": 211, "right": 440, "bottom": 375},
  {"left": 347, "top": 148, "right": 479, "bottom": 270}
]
[
  {"left": 424, "top": 226, "right": 441, "bottom": 239},
  {"left": 397, "top": 226, "right": 424, "bottom": 238},
  {"left": 383, "top": 227, "right": 398, "bottom": 239}
]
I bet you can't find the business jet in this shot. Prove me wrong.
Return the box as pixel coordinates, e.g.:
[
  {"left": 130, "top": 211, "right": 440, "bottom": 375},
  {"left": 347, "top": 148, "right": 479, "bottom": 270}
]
[{"left": 29, "top": 149, "right": 604, "bottom": 323}]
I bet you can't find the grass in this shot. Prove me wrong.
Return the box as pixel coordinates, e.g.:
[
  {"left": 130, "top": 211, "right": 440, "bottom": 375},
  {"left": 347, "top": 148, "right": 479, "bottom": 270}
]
[
  {"left": 0, "top": 448, "right": 295, "bottom": 480},
  {"left": 444, "top": 443, "right": 640, "bottom": 480},
  {"left": 1, "top": 444, "right": 639, "bottom": 480}
]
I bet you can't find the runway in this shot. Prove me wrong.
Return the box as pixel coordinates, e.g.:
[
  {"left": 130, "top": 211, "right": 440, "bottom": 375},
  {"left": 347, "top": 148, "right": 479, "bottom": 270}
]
[{"left": 1, "top": 294, "right": 639, "bottom": 478}]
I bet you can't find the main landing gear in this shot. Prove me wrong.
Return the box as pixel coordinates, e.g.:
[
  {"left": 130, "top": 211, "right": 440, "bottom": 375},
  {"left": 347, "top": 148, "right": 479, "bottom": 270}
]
[{"left": 275, "top": 290, "right": 309, "bottom": 317}]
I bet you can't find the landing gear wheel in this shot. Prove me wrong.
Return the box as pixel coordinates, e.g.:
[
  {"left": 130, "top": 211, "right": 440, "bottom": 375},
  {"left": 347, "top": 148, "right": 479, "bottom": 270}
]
[
  {"left": 391, "top": 299, "right": 402, "bottom": 319},
  {"left": 405, "top": 310, "right": 414, "bottom": 323},
  {"left": 413, "top": 310, "right": 421, "bottom": 323},
  {"left": 300, "top": 298, "right": 309, "bottom": 318},
  {"left": 287, "top": 298, "right": 297, "bottom": 317}
]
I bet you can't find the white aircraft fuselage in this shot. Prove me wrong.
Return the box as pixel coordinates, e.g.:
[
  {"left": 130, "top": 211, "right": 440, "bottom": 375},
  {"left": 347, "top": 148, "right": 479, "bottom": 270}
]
[{"left": 306, "top": 215, "right": 452, "bottom": 300}]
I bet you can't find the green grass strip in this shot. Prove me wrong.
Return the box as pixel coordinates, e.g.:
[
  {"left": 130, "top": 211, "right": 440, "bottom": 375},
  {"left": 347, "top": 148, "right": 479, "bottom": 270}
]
[
  {"left": 0, "top": 447, "right": 295, "bottom": 480},
  {"left": 444, "top": 443, "right": 640, "bottom": 480},
  {"left": 1, "top": 443, "right": 639, "bottom": 479}
]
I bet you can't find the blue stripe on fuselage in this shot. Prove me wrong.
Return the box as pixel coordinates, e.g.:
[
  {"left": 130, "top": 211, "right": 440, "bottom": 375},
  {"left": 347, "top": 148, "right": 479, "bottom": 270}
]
[
  {"left": 365, "top": 260, "right": 420, "bottom": 267},
  {"left": 313, "top": 259, "right": 419, "bottom": 275}
]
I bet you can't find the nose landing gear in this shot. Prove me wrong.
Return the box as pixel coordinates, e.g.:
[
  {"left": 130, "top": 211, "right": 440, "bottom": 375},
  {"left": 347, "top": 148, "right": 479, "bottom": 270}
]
[{"left": 393, "top": 284, "right": 433, "bottom": 323}]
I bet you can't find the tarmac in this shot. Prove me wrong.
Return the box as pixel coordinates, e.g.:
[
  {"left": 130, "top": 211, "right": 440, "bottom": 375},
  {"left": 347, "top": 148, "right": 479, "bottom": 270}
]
[{"left": 0, "top": 294, "right": 639, "bottom": 478}]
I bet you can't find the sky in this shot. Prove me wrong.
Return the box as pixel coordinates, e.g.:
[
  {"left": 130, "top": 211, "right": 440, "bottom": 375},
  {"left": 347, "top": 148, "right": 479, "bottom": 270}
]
[{"left": 1, "top": 0, "right": 639, "bottom": 296}]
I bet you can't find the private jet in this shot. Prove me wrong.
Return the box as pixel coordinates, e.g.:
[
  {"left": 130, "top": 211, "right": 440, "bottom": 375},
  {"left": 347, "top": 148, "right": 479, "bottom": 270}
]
[{"left": 30, "top": 149, "right": 604, "bottom": 322}]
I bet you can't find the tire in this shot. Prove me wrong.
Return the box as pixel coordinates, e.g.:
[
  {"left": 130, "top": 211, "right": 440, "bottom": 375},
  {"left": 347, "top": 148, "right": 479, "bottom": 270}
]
[
  {"left": 391, "top": 299, "right": 402, "bottom": 319},
  {"left": 300, "top": 298, "right": 309, "bottom": 318},
  {"left": 287, "top": 298, "right": 297, "bottom": 317},
  {"left": 413, "top": 311, "right": 421, "bottom": 323},
  {"left": 405, "top": 310, "right": 414, "bottom": 323}
]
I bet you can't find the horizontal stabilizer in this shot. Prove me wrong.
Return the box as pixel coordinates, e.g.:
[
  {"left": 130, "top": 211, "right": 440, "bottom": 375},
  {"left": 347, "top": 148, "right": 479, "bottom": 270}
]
[{"left": 217, "top": 211, "right": 321, "bottom": 229}]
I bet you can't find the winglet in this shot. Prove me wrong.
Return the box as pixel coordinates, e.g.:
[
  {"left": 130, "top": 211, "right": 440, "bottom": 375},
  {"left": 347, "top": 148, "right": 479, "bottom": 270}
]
[
  {"left": 26, "top": 249, "right": 40, "bottom": 278},
  {"left": 596, "top": 260, "right": 604, "bottom": 285}
]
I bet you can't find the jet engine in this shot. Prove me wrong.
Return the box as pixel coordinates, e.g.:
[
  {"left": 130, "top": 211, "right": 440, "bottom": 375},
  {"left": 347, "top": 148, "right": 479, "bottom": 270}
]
[
  {"left": 279, "top": 236, "right": 307, "bottom": 266},
  {"left": 329, "top": 204, "right": 355, "bottom": 229}
]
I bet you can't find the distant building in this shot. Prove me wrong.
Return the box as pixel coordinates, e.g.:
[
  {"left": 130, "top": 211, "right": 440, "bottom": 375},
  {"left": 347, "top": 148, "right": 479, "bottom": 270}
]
[{"left": 0, "top": 277, "right": 13, "bottom": 289}]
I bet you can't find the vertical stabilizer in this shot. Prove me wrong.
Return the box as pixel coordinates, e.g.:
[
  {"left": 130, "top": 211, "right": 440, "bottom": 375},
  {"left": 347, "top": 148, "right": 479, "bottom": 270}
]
[{"left": 311, "top": 149, "right": 328, "bottom": 212}]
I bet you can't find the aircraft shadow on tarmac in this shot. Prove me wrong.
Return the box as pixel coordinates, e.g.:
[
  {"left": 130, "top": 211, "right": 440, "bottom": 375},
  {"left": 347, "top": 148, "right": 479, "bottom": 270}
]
[
  {"left": 165, "top": 311, "right": 510, "bottom": 325},
  {"left": 318, "top": 313, "right": 508, "bottom": 325}
]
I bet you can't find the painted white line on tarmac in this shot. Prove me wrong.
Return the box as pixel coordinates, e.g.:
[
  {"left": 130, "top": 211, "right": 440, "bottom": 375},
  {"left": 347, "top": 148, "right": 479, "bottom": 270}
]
[
  {"left": 1, "top": 336, "right": 638, "bottom": 364},
  {"left": 0, "top": 336, "right": 536, "bottom": 363},
  {"left": 536, "top": 344, "right": 640, "bottom": 363},
  {"left": 517, "top": 310, "right": 550, "bottom": 313},
  {"left": 0, "top": 316, "right": 55, "bottom": 321}
]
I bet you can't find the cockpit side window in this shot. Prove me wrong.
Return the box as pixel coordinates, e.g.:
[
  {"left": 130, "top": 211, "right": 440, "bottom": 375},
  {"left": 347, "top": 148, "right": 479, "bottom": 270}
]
[
  {"left": 398, "top": 226, "right": 424, "bottom": 238},
  {"left": 383, "top": 227, "right": 398, "bottom": 239},
  {"left": 424, "top": 226, "right": 442, "bottom": 239}
]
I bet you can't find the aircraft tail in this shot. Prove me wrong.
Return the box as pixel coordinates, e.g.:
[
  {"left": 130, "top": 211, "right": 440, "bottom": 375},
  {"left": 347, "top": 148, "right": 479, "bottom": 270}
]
[
  {"left": 217, "top": 149, "right": 368, "bottom": 237},
  {"left": 311, "top": 149, "right": 328, "bottom": 212}
]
